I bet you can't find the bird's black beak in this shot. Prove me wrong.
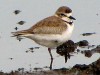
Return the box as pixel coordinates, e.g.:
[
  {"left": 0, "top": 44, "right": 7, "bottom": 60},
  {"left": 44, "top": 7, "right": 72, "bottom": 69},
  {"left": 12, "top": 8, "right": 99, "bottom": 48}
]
[{"left": 69, "top": 16, "right": 76, "bottom": 20}]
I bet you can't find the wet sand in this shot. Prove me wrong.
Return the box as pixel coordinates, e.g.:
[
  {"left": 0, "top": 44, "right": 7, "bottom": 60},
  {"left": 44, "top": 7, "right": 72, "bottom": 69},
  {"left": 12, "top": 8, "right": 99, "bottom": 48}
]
[
  {"left": 0, "top": 58, "right": 100, "bottom": 75},
  {"left": 0, "top": 40, "right": 100, "bottom": 75}
]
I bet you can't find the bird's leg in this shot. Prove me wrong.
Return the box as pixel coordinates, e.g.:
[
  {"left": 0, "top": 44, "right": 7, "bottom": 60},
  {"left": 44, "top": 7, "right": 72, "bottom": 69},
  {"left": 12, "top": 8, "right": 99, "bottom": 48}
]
[{"left": 48, "top": 48, "right": 53, "bottom": 70}]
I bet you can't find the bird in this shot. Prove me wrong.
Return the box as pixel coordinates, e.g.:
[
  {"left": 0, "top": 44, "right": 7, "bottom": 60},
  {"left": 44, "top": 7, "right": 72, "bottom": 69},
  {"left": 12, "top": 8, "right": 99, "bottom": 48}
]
[{"left": 12, "top": 6, "right": 76, "bottom": 69}]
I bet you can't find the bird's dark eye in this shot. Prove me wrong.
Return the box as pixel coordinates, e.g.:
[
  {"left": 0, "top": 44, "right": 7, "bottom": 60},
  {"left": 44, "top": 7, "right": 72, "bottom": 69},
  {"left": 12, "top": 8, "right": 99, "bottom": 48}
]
[{"left": 60, "top": 13, "right": 66, "bottom": 16}]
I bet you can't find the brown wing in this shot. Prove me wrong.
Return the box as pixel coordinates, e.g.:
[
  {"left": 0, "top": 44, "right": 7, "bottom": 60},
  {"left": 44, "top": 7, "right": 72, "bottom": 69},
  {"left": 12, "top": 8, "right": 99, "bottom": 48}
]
[{"left": 29, "top": 16, "right": 67, "bottom": 34}]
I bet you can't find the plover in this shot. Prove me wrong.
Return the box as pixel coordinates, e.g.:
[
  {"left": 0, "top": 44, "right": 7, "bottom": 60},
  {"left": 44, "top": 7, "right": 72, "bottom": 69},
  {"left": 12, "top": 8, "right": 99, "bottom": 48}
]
[{"left": 12, "top": 6, "right": 76, "bottom": 69}]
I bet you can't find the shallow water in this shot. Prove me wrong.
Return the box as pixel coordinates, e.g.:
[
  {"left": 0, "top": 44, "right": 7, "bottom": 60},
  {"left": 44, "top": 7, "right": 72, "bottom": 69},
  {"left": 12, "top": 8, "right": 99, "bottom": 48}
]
[{"left": 0, "top": 0, "right": 100, "bottom": 72}]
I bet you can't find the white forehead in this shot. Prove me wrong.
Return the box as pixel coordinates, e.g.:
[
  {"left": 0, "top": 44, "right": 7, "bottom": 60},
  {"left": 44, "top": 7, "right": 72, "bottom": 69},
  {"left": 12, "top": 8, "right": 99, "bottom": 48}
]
[{"left": 66, "top": 13, "right": 72, "bottom": 17}]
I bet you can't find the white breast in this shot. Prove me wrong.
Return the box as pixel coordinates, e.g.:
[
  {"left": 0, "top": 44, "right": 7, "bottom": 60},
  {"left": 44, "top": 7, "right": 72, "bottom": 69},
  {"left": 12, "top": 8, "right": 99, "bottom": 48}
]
[{"left": 59, "top": 23, "right": 74, "bottom": 42}]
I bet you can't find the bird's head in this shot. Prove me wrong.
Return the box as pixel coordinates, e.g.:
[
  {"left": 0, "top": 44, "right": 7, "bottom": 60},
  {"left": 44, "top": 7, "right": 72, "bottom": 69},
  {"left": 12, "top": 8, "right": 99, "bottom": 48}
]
[{"left": 55, "top": 6, "right": 76, "bottom": 23}]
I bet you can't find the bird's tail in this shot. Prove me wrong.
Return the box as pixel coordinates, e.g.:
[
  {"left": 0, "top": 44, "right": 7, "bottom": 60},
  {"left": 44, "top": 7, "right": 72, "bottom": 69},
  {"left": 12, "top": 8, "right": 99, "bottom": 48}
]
[{"left": 11, "top": 30, "right": 31, "bottom": 37}]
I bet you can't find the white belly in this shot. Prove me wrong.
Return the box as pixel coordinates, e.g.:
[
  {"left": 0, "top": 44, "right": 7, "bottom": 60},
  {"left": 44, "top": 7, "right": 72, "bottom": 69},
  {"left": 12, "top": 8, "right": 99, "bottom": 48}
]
[{"left": 26, "top": 24, "right": 74, "bottom": 48}]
